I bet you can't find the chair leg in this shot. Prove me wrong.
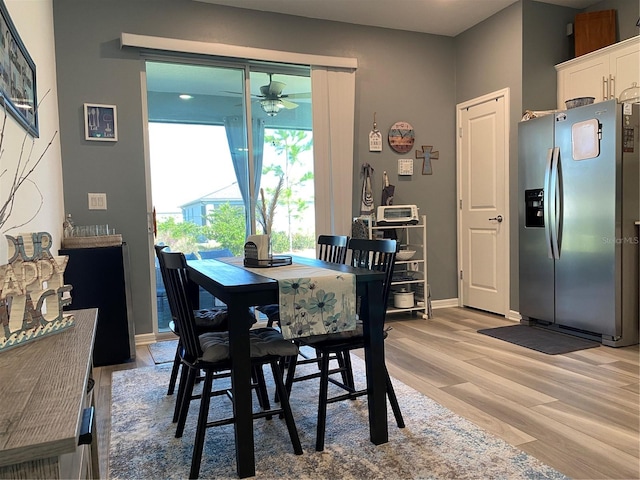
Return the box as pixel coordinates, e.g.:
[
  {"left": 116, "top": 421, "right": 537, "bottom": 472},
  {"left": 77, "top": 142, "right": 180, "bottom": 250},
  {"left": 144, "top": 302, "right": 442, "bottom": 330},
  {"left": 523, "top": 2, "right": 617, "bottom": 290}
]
[
  {"left": 315, "top": 352, "right": 332, "bottom": 452},
  {"left": 270, "top": 360, "right": 303, "bottom": 455},
  {"left": 252, "top": 365, "right": 272, "bottom": 419},
  {"left": 335, "top": 351, "right": 354, "bottom": 392},
  {"left": 284, "top": 354, "right": 298, "bottom": 395},
  {"left": 176, "top": 366, "right": 197, "bottom": 438},
  {"left": 341, "top": 351, "right": 356, "bottom": 396},
  {"left": 173, "top": 362, "right": 189, "bottom": 423},
  {"left": 189, "top": 370, "right": 214, "bottom": 480},
  {"left": 273, "top": 356, "right": 287, "bottom": 403},
  {"left": 385, "top": 367, "right": 405, "bottom": 428},
  {"left": 167, "top": 339, "right": 182, "bottom": 395}
]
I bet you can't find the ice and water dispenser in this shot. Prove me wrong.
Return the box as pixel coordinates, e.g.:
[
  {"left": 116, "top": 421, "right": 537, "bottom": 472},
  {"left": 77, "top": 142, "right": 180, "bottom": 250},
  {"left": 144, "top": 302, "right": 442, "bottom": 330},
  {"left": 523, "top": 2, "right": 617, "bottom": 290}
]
[{"left": 525, "top": 189, "right": 544, "bottom": 227}]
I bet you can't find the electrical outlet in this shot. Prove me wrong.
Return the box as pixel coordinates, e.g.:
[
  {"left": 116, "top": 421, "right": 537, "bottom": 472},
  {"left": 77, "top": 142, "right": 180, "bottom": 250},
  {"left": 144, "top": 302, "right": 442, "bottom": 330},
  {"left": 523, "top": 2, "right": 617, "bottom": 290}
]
[{"left": 88, "top": 193, "right": 107, "bottom": 210}]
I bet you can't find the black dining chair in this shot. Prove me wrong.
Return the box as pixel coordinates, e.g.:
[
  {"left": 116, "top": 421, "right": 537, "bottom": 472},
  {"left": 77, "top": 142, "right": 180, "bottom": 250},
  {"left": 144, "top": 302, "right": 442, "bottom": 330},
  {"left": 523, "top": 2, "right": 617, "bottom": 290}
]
[
  {"left": 160, "top": 249, "right": 303, "bottom": 479},
  {"left": 286, "top": 237, "right": 405, "bottom": 451},
  {"left": 154, "top": 245, "right": 229, "bottom": 396},
  {"left": 256, "top": 234, "right": 351, "bottom": 400},
  {"left": 258, "top": 234, "right": 350, "bottom": 328}
]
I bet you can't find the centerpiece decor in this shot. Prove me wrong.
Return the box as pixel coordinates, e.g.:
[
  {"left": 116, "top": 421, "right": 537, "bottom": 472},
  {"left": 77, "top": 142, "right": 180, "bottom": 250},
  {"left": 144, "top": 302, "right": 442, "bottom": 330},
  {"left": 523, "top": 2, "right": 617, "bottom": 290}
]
[{"left": 0, "top": 232, "right": 74, "bottom": 353}]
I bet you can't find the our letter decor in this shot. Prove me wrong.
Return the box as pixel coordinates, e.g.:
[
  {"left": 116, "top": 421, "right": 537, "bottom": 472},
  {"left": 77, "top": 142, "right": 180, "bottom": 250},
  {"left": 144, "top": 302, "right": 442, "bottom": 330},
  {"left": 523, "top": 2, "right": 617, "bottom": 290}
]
[{"left": 0, "top": 232, "right": 74, "bottom": 352}]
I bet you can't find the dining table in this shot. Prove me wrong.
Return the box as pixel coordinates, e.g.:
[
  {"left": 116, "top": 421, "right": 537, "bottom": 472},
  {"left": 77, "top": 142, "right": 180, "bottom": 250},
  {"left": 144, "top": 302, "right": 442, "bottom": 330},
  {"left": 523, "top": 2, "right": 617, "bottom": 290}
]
[{"left": 186, "top": 255, "right": 389, "bottom": 478}]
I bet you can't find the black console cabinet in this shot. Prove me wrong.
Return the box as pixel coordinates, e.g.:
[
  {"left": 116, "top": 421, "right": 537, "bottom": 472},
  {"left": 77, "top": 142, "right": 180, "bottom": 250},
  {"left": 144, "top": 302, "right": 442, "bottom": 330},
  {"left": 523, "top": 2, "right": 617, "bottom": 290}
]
[{"left": 59, "top": 245, "right": 133, "bottom": 366}]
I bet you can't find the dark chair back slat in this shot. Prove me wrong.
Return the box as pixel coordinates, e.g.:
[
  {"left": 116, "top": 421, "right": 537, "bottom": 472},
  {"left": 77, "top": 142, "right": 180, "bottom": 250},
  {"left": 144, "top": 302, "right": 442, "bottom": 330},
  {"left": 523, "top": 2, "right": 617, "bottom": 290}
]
[
  {"left": 155, "top": 244, "right": 177, "bottom": 319},
  {"left": 317, "top": 235, "right": 349, "bottom": 264},
  {"left": 160, "top": 249, "right": 202, "bottom": 361},
  {"left": 347, "top": 238, "right": 397, "bottom": 313}
]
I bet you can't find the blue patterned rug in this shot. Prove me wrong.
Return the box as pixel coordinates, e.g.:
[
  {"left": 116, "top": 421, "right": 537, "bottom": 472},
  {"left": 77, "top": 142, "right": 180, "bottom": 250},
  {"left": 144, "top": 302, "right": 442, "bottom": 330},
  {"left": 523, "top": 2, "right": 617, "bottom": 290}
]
[
  {"left": 110, "top": 355, "right": 569, "bottom": 479},
  {"left": 147, "top": 339, "right": 178, "bottom": 364}
]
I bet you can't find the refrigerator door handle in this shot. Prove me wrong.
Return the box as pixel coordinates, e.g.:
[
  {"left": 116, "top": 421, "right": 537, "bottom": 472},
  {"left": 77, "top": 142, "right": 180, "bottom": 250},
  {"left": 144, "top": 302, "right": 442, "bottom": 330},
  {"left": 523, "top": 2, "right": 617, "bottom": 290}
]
[
  {"left": 543, "top": 148, "right": 554, "bottom": 259},
  {"left": 549, "top": 147, "right": 561, "bottom": 259}
]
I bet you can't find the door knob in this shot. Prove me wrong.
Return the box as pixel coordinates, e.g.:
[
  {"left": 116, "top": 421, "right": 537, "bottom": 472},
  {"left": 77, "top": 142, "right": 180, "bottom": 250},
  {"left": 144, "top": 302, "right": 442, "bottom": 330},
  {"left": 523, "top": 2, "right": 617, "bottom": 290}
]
[{"left": 489, "top": 215, "right": 503, "bottom": 222}]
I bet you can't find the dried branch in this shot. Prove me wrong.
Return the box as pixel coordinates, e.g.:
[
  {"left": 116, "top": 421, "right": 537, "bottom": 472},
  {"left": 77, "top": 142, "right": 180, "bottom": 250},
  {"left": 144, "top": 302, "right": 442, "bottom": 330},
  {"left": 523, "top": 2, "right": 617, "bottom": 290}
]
[
  {"left": 257, "top": 176, "right": 284, "bottom": 235},
  {"left": 0, "top": 90, "right": 58, "bottom": 233}
]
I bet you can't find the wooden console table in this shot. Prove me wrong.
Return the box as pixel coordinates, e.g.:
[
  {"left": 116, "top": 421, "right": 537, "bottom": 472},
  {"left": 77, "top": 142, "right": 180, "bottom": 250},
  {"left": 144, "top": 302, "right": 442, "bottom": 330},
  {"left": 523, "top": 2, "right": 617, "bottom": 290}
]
[{"left": 0, "top": 309, "right": 99, "bottom": 479}]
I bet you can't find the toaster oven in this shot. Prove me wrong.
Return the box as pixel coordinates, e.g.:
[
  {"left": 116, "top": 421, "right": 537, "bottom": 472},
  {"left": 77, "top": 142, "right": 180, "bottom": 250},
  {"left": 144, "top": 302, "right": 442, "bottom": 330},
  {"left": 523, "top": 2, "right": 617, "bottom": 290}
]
[{"left": 376, "top": 205, "right": 419, "bottom": 225}]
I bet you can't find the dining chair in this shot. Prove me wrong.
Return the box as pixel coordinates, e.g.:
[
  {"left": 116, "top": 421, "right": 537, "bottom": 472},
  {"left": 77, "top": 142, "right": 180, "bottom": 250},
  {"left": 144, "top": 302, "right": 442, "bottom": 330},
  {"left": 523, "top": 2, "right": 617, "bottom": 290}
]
[
  {"left": 160, "top": 249, "right": 303, "bottom": 479},
  {"left": 258, "top": 234, "right": 350, "bottom": 328},
  {"left": 256, "top": 234, "right": 351, "bottom": 400},
  {"left": 156, "top": 245, "right": 272, "bottom": 424},
  {"left": 154, "top": 245, "right": 229, "bottom": 396},
  {"left": 286, "top": 237, "right": 405, "bottom": 451}
]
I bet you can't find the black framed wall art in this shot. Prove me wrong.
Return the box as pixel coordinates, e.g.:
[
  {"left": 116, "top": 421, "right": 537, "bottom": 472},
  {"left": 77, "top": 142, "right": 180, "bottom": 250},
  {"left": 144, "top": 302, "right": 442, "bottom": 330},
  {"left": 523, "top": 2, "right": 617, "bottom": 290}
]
[
  {"left": 0, "top": 0, "right": 38, "bottom": 137},
  {"left": 84, "top": 103, "right": 118, "bottom": 141}
]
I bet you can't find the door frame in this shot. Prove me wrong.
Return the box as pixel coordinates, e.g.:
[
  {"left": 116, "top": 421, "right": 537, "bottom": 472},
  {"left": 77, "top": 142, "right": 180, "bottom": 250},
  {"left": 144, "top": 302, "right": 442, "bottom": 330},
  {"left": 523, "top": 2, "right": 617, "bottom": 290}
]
[{"left": 455, "top": 88, "right": 510, "bottom": 315}]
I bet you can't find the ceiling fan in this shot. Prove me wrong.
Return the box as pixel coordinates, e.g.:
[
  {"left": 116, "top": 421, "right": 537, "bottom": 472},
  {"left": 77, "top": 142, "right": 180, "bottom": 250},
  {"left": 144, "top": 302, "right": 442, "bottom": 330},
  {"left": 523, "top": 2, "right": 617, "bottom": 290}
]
[{"left": 256, "top": 73, "right": 304, "bottom": 116}]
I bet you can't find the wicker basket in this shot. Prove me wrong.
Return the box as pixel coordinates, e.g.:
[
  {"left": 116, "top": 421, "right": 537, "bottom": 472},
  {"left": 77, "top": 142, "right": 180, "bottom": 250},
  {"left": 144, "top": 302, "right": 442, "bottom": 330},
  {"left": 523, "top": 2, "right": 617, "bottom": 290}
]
[{"left": 61, "top": 234, "right": 122, "bottom": 249}]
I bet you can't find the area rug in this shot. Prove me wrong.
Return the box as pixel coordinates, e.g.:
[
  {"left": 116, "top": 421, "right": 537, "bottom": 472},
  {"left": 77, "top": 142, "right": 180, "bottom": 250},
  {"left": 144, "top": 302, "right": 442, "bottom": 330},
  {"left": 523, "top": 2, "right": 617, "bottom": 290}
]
[
  {"left": 110, "top": 355, "right": 568, "bottom": 479},
  {"left": 148, "top": 339, "right": 178, "bottom": 364},
  {"left": 477, "top": 324, "right": 600, "bottom": 355}
]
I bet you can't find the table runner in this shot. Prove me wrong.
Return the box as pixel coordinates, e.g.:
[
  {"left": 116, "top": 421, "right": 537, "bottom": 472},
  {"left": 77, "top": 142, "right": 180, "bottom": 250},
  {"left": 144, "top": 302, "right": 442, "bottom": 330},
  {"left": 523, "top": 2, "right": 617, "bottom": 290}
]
[{"left": 224, "top": 257, "right": 356, "bottom": 339}]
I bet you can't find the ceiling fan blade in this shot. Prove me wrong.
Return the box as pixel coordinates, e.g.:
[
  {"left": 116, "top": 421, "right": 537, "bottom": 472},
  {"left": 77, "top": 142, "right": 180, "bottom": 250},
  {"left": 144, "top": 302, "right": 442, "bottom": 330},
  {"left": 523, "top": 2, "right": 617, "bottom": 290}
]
[
  {"left": 285, "top": 92, "right": 311, "bottom": 99},
  {"left": 280, "top": 99, "right": 299, "bottom": 109}
]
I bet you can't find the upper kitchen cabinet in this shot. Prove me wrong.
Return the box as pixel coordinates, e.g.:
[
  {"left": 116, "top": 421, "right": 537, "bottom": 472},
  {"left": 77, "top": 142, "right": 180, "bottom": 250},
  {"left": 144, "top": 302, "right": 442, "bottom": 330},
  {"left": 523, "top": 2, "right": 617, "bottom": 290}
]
[{"left": 556, "top": 36, "right": 639, "bottom": 109}]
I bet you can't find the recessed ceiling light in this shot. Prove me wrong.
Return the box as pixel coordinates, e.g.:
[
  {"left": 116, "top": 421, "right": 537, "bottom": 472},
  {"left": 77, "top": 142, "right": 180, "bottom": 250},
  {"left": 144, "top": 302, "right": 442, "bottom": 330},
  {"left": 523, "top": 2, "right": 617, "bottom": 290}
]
[{"left": 179, "top": 94, "right": 193, "bottom": 100}]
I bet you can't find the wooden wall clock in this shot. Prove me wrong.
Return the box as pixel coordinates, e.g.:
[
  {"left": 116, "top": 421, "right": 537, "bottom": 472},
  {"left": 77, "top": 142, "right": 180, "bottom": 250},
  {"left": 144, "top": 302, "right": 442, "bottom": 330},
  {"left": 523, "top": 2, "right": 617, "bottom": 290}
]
[{"left": 388, "top": 121, "right": 415, "bottom": 153}]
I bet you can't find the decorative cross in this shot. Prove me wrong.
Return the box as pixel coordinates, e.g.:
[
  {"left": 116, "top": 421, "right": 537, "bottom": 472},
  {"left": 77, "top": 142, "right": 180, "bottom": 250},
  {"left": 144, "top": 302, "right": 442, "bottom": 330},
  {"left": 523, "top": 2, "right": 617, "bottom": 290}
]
[{"left": 415, "top": 145, "right": 439, "bottom": 175}]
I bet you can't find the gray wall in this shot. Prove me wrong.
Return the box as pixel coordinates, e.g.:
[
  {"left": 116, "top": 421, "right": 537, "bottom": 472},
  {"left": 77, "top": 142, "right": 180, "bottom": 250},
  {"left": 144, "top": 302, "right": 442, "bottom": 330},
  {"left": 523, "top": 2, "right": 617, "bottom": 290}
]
[
  {"left": 53, "top": 0, "right": 457, "bottom": 335},
  {"left": 454, "top": 0, "right": 616, "bottom": 312},
  {"left": 53, "top": 0, "right": 638, "bottom": 335},
  {"left": 586, "top": 0, "right": 640, "bottom": 42},
  {"left": 455, "top": 1, "right": 524, "bottom": 312}
]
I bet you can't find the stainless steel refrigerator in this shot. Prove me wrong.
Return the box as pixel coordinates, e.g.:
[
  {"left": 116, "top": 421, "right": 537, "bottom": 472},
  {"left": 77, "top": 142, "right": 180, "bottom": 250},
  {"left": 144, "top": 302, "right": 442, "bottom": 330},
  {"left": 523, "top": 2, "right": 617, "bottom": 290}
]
[{"left": 518, "top": 99, "right": 639, "bottom": 347}]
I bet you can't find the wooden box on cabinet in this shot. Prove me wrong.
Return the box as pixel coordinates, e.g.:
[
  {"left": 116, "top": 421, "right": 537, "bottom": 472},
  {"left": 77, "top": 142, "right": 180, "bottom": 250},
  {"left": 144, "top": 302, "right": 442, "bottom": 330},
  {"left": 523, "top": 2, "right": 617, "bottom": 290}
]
[{"left": 574, "top": 10, "right": 616, "bottom": 57}]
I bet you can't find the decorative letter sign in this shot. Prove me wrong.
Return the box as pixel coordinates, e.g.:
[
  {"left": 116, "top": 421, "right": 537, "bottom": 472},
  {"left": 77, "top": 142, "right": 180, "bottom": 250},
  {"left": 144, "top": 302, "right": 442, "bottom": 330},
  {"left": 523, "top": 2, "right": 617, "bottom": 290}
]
[{"left": 0, "top": 233, "right": 74, "bottom": 353}]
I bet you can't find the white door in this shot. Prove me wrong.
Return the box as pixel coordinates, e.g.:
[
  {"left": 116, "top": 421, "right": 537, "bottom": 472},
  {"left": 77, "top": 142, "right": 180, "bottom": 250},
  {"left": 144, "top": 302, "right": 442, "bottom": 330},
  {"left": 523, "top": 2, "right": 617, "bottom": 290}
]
[{"left": 457, "top": 90, "right": 509, "bottom": 316}]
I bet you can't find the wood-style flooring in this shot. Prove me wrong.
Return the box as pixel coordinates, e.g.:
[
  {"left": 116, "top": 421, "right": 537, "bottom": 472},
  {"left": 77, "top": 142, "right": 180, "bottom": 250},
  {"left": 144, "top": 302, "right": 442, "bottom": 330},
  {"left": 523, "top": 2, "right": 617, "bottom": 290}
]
[{"left": 93, "top": 307, "right": 640, "bottom": 479}]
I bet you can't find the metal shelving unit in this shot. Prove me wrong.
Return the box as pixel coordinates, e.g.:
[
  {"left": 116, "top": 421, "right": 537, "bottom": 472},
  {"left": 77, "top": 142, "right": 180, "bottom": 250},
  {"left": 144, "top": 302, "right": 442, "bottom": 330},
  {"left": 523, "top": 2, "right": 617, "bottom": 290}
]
[{"left": 365, "top": 215, "right": 431, "bottom": 319}]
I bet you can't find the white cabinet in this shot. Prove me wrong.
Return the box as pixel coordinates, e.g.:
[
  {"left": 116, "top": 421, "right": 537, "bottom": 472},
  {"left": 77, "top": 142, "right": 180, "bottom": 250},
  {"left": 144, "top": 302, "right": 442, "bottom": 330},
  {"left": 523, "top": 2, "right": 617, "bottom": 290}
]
[
  {"left": 556, "top": 36, "right": 639, "bottom": 109},
  {"left": 366, "top": 215, "right": 430, "bottom": 319}
]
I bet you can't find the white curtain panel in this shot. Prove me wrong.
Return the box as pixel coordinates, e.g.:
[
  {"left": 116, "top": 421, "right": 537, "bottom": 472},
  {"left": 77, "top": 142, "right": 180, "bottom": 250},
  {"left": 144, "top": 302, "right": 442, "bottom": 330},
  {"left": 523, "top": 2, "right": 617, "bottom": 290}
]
[{"left": 311, "top": 66, "right": 356, "bottom": 237}]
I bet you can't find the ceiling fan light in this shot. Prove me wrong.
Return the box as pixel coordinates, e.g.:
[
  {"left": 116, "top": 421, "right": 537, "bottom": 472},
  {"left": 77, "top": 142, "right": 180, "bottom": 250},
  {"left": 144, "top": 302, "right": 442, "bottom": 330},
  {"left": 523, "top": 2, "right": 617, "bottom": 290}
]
[{"left": 260, "top": 98, "right": 284, "bottom": 116}]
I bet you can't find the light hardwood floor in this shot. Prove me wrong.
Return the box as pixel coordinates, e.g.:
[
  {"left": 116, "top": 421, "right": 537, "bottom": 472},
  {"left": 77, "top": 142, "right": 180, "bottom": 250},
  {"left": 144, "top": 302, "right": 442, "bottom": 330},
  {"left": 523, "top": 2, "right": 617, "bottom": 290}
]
[{"left": 93, "top": 307, "right": 640, "bottom": 479}]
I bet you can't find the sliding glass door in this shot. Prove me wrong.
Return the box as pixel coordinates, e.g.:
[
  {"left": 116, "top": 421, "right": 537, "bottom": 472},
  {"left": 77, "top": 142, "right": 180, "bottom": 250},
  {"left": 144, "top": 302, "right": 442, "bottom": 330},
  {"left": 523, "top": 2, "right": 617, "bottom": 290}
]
[{"left": 145, "top": 59, "right": 313, "bottom": 333}]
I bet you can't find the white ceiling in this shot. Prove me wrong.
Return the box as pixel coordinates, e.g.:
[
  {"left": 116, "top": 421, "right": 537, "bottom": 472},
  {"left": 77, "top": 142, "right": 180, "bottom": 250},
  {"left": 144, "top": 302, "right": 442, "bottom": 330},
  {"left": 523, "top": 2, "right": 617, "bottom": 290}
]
[{"left": 196, "top": 0, "right": 598, "bottom": 37}]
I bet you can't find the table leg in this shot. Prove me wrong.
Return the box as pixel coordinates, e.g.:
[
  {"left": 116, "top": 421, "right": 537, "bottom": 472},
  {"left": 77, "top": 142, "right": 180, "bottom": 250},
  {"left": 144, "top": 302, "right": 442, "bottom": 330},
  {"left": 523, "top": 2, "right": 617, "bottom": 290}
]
[
  {"left": 362, "top": 278, "right": 389, "bottom": 444},
  {"left": 227, "top": 300, "right": 255, "bottom": 478}
]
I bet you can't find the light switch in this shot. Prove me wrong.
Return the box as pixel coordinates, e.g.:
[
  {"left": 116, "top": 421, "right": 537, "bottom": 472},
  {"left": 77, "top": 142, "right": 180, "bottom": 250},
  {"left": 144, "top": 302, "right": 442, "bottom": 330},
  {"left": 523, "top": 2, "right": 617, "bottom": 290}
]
[{"left": 88, "top": 193, "right": 107, "bottom": 210}]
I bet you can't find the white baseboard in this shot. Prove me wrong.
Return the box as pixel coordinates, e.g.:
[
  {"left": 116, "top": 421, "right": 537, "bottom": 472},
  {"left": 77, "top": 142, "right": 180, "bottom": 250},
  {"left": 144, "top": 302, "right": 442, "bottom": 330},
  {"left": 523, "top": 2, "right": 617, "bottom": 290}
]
[
  {"left": 507, "top": 310, "right": 522, "bottom": 322},
  {"left": 136, "top": 331, "right": 178, "bottom": 346},
  {"left": 431, "top": 298, "right": 460, "bottom": 309},
  {"left": 135, "top": 333, "right": 156, "bottom": 345},
  {"left": 429, "top": 299, "right": 522, "bottom": 322}
]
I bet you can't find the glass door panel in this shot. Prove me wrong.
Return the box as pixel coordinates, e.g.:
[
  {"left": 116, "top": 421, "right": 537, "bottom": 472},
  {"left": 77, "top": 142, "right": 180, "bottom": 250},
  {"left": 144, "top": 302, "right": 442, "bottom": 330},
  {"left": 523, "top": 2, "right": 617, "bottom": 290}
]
[
  {"left": 249, "top": 69, "right": 315, "bottom": 256},
  {"left": 145, "top": 60, "right": 315, "bottom": 333},
  {"left": 146, "top": 61, "right": 248, "bottom": 332}
]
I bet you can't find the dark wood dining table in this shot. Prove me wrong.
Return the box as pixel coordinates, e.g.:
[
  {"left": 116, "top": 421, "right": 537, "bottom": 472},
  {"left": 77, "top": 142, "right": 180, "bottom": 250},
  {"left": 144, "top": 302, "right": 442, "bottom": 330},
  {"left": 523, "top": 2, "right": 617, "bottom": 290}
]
[{"left": 186, "top": 255, "right": 389, "bottom": 478}]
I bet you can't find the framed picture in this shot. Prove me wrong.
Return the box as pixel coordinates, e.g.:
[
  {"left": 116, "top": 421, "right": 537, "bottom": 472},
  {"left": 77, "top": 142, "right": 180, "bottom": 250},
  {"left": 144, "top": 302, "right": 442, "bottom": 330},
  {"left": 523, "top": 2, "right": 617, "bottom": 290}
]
[
  {"left": 84, "top": 103, "right": 118, "bottom": 141},
  {"left": 0, "top": 0, "right": 38, "bottom": 137}
]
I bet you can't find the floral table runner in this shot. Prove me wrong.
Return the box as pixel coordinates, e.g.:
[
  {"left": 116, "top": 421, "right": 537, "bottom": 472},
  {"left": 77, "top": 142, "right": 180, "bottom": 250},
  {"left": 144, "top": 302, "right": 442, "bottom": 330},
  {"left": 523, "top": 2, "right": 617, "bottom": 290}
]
[{"left": 225, "top": 258, "right": 356, "bottom": 339}]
